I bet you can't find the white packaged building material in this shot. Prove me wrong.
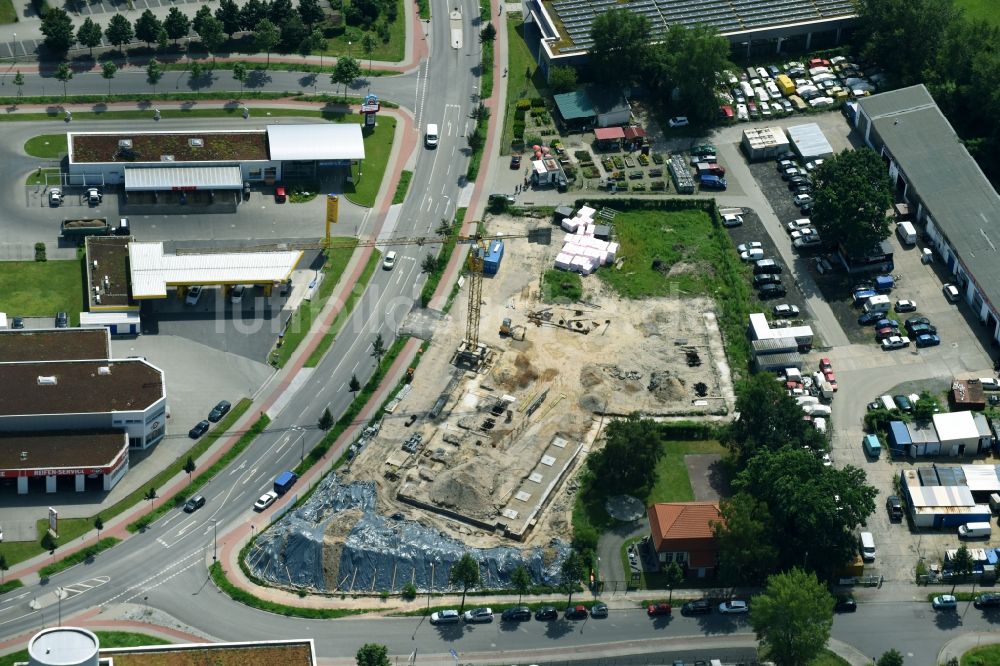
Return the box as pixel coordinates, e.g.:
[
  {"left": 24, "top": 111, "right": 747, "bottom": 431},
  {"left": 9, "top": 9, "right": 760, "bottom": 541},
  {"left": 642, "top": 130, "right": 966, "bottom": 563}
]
[{"left": 786, "top": 122, "right": 835, "bottom": 160}]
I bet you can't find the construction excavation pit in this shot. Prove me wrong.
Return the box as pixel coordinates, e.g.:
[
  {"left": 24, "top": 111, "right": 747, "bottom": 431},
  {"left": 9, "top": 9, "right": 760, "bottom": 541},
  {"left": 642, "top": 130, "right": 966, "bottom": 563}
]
[{"left": 248, "top": 212, "right": 735, "bottom": 592}]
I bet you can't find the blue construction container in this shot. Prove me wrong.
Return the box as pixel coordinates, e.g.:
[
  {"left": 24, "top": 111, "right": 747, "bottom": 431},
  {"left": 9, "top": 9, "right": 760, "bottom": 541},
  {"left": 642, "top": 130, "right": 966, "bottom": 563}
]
[
  {"left": 887, "top": 421, "right": 911, "bottom": 453},
  {"left": 874, "top": 275, "right": 895, "bottom": 292},
  {"left": 483, "top": 240, "right": 505, "bottom": 276}
]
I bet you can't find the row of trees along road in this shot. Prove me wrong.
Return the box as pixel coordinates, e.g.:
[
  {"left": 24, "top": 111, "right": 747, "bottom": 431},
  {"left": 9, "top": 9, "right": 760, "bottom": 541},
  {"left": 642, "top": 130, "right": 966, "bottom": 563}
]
[
  {"left": 41, "top": 0, "right": 385, "bottom": 63},
  {"left": 585, "top": 9, "right": 732, "bottom": 123},
  {"left": 853, "top": 0, "right": 1000, "bottom": 186},
  {"left": 447, "top": 550, "right": 589, "bottom": 613},
  {"left": 714, "top": 374, "right": 878, "bottom": 583}
]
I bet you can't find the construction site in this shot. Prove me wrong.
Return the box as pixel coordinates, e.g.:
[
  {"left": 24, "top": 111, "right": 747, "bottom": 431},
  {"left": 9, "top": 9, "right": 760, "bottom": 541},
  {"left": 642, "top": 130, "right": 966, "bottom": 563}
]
[{"left": 246, "top": 208, "right": 737, "bottom": 593}]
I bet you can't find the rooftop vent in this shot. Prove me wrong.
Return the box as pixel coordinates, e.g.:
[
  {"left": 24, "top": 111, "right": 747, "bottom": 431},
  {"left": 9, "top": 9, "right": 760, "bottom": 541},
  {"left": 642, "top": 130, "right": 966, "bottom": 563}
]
[
  {"left": 20, "top": 451, "right": 27, "bottom": 460},
  {"left": 160, "top": 155, "right": 175, "bottom": 162},
  {"left": 37, "top": 376, "right": 57, "bottom": 386},
  {"left": 188, "top": 138, "right": 204, "bottom": 147},
  {"left": 118, "top": 139, "right": 133, "bottom": 148},
  {"left": 98, "top": 366, "right": 111, "bottom": 375}
]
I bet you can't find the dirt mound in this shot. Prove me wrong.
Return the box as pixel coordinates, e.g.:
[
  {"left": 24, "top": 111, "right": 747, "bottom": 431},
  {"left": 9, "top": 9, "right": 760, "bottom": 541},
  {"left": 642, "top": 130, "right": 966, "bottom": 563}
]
[
  {"left": 513, "top": 353, "right": 539, "bottom": 388},
  {"left": 430, "top": 463, "right": 496, "bottom": 518},
  {"left": 579, "top": 364, "right": 603, "bottom": 388}
]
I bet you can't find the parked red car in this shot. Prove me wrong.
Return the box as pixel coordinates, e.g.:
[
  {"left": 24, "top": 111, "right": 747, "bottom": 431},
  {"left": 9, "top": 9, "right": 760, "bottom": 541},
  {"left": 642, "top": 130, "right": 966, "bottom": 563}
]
[{"left": 647, "top": 603, "right": 672, "bottom": 616}]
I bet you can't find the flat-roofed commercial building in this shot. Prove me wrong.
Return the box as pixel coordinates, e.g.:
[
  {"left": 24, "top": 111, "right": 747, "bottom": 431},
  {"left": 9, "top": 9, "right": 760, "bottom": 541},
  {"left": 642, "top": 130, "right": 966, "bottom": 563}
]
[{"left": 0, "top": 329, "right": 166, "bottom": 495}]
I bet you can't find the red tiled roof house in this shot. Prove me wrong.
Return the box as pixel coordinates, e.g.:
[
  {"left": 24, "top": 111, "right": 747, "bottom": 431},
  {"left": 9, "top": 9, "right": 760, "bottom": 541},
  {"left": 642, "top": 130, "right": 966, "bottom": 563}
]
[{"left": 647, "top": 502, "right": 723, "bottom": 579}]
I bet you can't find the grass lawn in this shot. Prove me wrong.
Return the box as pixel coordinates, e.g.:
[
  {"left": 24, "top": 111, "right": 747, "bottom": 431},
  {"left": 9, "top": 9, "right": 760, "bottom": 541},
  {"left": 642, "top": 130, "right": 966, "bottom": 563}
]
[
  {"left": 271, "top": 241, "right": 359, "bottom": 368},
  {"left": 318, "top": 0, "right": 406, "bottom": 62},
  {"left": 0, "top": 259, "right": 84, "bottom": 323},
  {"left": 304, "top": 248, "right": 381, "bottom": 366},
  {"left": 0, "top": 632, "right": 169, "bottom": 666},
  {"left": 955, "top": 0, "right": 998, "bottom": 25},
  {"left": 24, "top": 134, "right": 67, "bottom": 158},
  {"left": 501, "top": 17, "right": 543, "bottom": 154},
  {"left": 962, "top": 643, "right": 1000, "bottom": 665},
  {"left": 542, "top": 269, "right": 583, "bottom": 301},
  {"left": 598, "top": 208, "right": 725, "bottom": 298},
  {"left": 26, "top": 167, "right": 60, "bottom": 187},
  {"left": 646, "top": 439, "right": 727, "bottom": 504},
  {"left": 346, "top": 116, "right": 396, "bottom": 208},
  {"left": 392, "top": 169, "right": 412, "bottom": 204},
  {"left": 0, "top": 0, "right": 16, "bottom": 24}
]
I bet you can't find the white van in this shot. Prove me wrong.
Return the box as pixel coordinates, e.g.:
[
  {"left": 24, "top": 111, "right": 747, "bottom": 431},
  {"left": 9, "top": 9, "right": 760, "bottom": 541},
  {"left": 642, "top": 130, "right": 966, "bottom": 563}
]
[
  {"left": 896, "top": 221, "right": 917, "bottom": 245},
  {"left": 860, "top": 532, "right": 876, "bottom": 561},
  {"left": 424, "top": 123, "right": 439, "bottom": 148},
  {"left": 864, "top": 295, "right": 891, "bottom": 314},
  {"left": 880, "top": 395, "right": 896, "bottom": 411},
  {"left": 796, "top": 395, "right": 819, "bottom": 406},
  {"left": 958, "top": 522, "right": 992, "bottom": 539},
  {"left": 803, "top": 403, "right": 832, "bottom": 417}
]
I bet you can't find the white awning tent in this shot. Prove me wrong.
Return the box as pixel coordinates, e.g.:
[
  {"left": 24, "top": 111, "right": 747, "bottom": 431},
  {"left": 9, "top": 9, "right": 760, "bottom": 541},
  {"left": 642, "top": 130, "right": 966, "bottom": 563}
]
[
  {"left": 124, "top": 166, "right": 244, "bottom": 191},
  {"left": 128, "top": 242, "right": 302, "bottom": 299},
  {"left": 266, "top": 124, "right": 366, "bottom": 161}
]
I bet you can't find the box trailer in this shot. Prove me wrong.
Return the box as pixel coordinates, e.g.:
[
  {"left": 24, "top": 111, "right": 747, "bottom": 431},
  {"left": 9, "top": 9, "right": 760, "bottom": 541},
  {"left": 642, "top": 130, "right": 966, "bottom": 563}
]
[{"left": 864, "top": 295, "right": 891, "bottom": 313}]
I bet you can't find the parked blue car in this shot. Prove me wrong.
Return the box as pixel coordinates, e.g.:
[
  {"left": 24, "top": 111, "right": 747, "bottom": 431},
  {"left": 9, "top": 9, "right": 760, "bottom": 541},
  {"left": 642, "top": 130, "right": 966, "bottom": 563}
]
[
  {"left": 853, "top": 289, "right": 877, "bottom": 305},
  {"left": 916, "top": 334, "right": 941, "bottom": 348},
  {"left": 875, "top": 318, "right": 899, "bottom": 329},
  {"left": 858, "top": 311, "right": 881, "bottom": 325}
]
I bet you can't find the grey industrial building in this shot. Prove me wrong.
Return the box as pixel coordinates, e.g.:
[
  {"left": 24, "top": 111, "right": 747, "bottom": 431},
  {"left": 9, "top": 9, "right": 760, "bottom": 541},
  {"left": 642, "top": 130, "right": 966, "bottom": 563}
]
[
  {"left": 0, "top": 329, "right": 166, "bottom": 495},
  {"left": 520, "top": 0, "right": 856, "bottom": 79},
  {"left": 854, "top": 85, "right": 1000, "bottom": 343}
]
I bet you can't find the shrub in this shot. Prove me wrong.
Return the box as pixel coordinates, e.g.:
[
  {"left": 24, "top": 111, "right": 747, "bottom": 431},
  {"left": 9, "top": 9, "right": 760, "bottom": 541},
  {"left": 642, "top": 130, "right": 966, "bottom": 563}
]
[
  {"left": 516, "top": 98, "right": 531, "bottom": 110},
  {"left": 512, "top": 121, "right": 525, "bottom": 139},
  {"left": 514, "top": 107, "right": 526, "bottom": 121},
  {"left": 530, "top": 97, "right": 545, "bottom": 108},
  {"left": 523, "top": 135, "right": 542, "bottom": 149},
  {"left": 34, "top": 242, "right": 46, "bottom": 262},
  {"left": 574, "top": 150, "right": 591, "bottom": 162},
  {"left": 401, "top": 582, "right": 417, "bottom": 600}
]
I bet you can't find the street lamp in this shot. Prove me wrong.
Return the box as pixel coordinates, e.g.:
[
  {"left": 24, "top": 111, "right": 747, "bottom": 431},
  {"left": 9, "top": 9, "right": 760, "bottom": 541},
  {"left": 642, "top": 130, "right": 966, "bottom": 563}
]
[
  {"left": 212, "top": 520, "right": 218, "bottom": 562},
  {"left": 56, "top": 587, "right": 62, "bottom": 626},
  {"left": 12, "top": 33, "right": 16, "bottom": 64}
]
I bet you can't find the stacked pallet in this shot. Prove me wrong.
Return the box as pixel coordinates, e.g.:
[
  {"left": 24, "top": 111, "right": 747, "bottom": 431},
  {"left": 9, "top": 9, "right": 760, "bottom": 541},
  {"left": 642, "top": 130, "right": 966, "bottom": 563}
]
[{"left": 554, "top": 206, "right": 618, "bottom": 274}]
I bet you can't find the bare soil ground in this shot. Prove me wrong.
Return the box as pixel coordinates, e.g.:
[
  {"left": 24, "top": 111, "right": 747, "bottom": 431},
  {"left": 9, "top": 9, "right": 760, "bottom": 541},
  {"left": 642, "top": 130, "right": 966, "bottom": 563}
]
[{"left": 333, "top": 213, "right": 733, "bottom": 550}]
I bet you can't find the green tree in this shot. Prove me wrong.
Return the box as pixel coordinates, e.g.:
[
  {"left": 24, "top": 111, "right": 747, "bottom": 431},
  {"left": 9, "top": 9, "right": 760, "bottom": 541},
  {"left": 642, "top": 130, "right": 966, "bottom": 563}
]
[
  {"left": 101, "top": 61, "right": 117, "bottom": 96},
  {"left": 240, "top": 0, "right": 269, "bottom": 31},
  {"left": 232, "top": 61, "right": 248, "bottom": 96},
  {"left": 560, "top": 550, "right": 585, "bottom": 605},
  {"left": 189, "top": 60, "right": 205, "bottom": 82},
  {"left": 361, "top": 32, "right": 376, "bottom": 72},
  {"left": 308, "top": 29, "right": 328, "bottom": 66},
  {"left": 318, "top": 407, "right": 333, "bottom": 430},
  {"left": 466, "top": 129, "right": 484, "bottom": 152},
  {"left": 913, "top": 392, "right": 938, "bottom": 423},
  {"left": 355, "top": 643, "right": 390, "bottom": 666},
  {"left": 0, "top": 553, "right": 7, "bottom": 584},
  {"left": 254, "top": 19, "right": 281, "bottom": 65},
  {"left": 370, "top": 332, "right": 385, "bottom": 364},
  {"left": 723, "top": 372, "right": 826, "bottom": 465},
  {"left": 734, "top": 448, "right": 878, "bottom": 578},
  {"left": 331, "top": 55, "right": 362, "bottom": 97},
  {"left": 298, "top": 0, "right": 325, "bottom": 27},
  {"left": 105, "top": 13, "right": 135, "bottom": 52},
  {"left": 449, "top": 553, "right": 481, "bottom": 611},
  {"left": 663, "top": 561, "right": 684, "bottom": 603},
  {"left": 164, "top": 7, "right": 192, "bottom": 44},
  {"left": 586, "top": 415, "right": 663, "bottom": 497},
  {"left": 41, "top": 8, "right": 77, "bottom": 55},
  {"left": 421, "top": 254, "right": 439, "bottom": 273},
  {"left": 950, "top": 544, "right": 975, "bottom": 592},
  {"left": 157, "top": 27, "right": 169, "bottom": 51},
  {"left": 215, "top": 0, "right": 242, "bottom": 38},
  {"left": 12, "top": 72, "right": 24, "bottom": 101},
  {"left": 713, "top": 493, "right": 777, "bottom": 586},
  {"left": 94, "top": 516, "right": 104, "bottom": 541},
  {"left": 877, "top": 649, "right": 905, "bottom": 666},
  {"left": 750, "top": 568, "right": 834, "bottom": 666},
  {"left": 853, "top": 0, "right": 959, "bottom": 88},
  {"left": 511, "top": 564, "right": 531, "bottom": 604},
  {"left": 55, "top": 62, "right": 73, "bottom": 100},
  {"left": 77, "top": 17, "right": 103, "bottom": 56},
  {"left": 143, "top": 486, "right": 157, "bottom": 513},
  {"left": 281, "top": 13, "right": 308, "bottom": 51},
  {"left": 135, "top": 9, "right": 163, "bottom": 47},
  {"left": 349, "top": 373, "right": 361, "bottom": 393},
  {"left": 146, "top": 58, "right": 163, "bottom": 93},
  {"left": 197, "top": 16, "right": 226, "bottom": 64},
  {"left": 192, "top": 5, "right": 213, "bottom": 34},
  {"left": 548, "top": 65, "right": 577, "bottom": 94},
  {"left": 269, "top": 0, "right": 294, "bottom": 26},
  {"left": 183, "top": 456, "right": 196, "bottom": 481},
  {"left": 811, "top": 148, "right": 894, "bottom": 260},
  {"left": 588, "top": 8, "right": 650, "bottom": 85},
  {"left": 479, "top": 22, "right": 496, "bottom": 43},
  {"left": 660, "top": 24, "right": 732, "bottom": 123}
]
